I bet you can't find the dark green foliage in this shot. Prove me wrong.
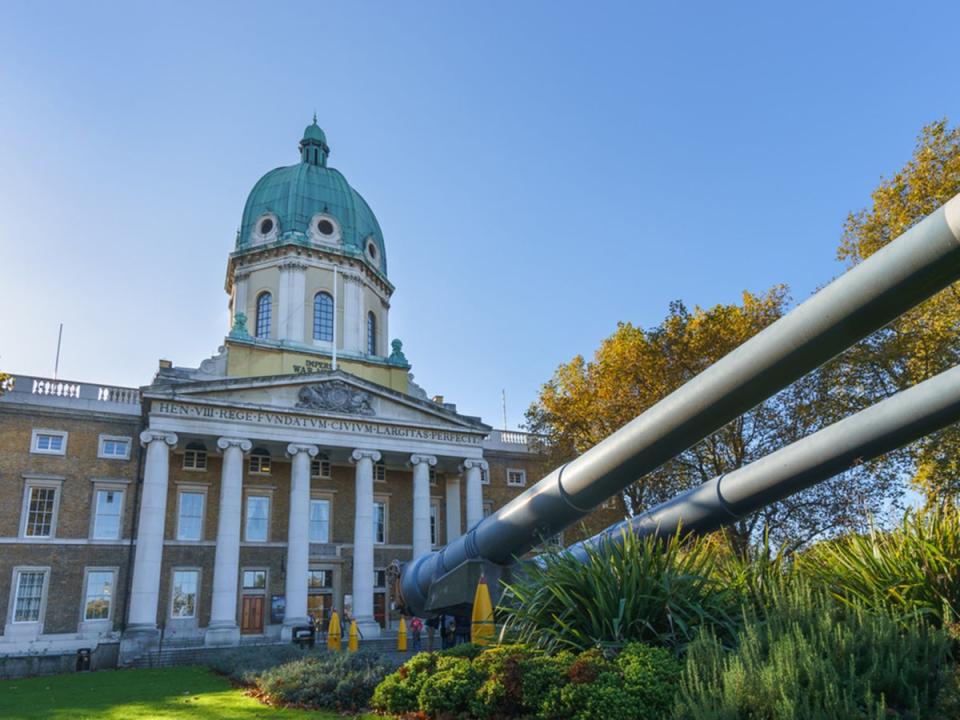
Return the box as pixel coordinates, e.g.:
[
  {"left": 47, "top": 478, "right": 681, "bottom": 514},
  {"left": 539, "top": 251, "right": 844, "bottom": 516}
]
[
  {"left": 204, "top": 644, "right": 313, "bottom": 681},
  {"left": 674, "top": 580, "right": 952, "bottom": 719},
  {"left": 251, "top": 650, "right": 397, "bottom": 713},
  {"left": 370, "top": 651, "right": 438, "bottom": 715},
  {"left": 799, "top": 503, "right": 960, "bottom": 628},
  {"left": 499, "top": 530, "right": 738, "bottom": 653},
  {"left": 438, "top": 641, "right": 485, "bottom": 660}
]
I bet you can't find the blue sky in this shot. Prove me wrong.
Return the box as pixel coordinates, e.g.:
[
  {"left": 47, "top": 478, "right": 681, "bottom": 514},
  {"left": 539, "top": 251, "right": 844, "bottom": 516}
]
[{"left": 1, "top": 1, "right": 957, "bottom": 429}]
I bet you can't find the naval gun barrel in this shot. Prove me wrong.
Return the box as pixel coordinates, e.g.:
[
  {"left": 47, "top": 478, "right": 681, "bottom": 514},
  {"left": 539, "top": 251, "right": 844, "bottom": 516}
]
[
  {"left": 400, "top": 194, "right": 960, "bottom": 617},
  {"left": 568, "top": 361, "right": 960, "bottom": 558}
]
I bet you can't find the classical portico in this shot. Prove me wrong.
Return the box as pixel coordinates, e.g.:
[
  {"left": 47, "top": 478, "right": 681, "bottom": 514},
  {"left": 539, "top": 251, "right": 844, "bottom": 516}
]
[{"left": 122, "top": 370, "right": 490, "bottom": 650}]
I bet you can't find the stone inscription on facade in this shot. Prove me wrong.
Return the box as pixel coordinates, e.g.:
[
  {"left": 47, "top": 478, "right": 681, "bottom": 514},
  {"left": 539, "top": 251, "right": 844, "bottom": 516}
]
[
  {"left": 152, "top": 401, "right": 482, "bottom": 445},
  {"left": 296, "top": 381, "right": 374, "bottom": 416}
]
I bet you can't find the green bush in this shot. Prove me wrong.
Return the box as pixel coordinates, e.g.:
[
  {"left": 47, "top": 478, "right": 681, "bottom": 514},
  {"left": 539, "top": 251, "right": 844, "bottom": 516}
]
[
  {"left": 438, "top": 641, "right": 485, "bottom": 660},
  {"left": 252, "top": 650, "right": 397, "bottom": 713},
  {"left": 674, "top": 580, "right": 952, "bottom": 719},
  {"left": 799, "top": 503, "right": 960, "bottom": 628},
  {"left": 417, "top": 655, "right": 484, "bottom": 717},
  {"left": 204, "top": 644, "right": 312, "bottom": 681},
  {"left": 499, "top": 529, "right": 738, "bottom": 653},
  {"left": 370, "top": 651, "right": 438, "bottom": 715}
]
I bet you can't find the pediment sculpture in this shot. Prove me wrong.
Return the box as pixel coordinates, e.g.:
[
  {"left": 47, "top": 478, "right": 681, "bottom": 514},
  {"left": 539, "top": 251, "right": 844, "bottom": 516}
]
[{"left": 296, "top": 381, "right": 375, "bottom": 416}]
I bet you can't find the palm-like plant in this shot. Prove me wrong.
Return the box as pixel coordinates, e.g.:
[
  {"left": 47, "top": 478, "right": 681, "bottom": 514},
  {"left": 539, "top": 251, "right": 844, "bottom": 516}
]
[{"left": 497, "top": 530, "right": 739, "bottom": 653}]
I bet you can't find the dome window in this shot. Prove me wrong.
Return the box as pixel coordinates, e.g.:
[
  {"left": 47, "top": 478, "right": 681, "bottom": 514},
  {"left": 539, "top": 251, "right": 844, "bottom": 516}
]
[
  {"left": 259, "top": 218, "right": 274, "bottom": 235},
  {"left": 317, "top": 219, "right": 334, "bottom": 236},
  {"left": 367, "top": 242, "right": 378, "bottom": 260}
]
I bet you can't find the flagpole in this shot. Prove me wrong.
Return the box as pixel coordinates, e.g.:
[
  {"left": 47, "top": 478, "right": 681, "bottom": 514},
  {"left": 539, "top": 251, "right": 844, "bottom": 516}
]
[{"left": 332, "top": 265, "right": 339, "bottom": 371}]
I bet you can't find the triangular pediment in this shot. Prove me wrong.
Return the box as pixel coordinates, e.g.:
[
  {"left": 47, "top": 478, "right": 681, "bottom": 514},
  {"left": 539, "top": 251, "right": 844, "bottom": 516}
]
[{"left": 142, "top": 370, "right": 489, "bottom": 434}]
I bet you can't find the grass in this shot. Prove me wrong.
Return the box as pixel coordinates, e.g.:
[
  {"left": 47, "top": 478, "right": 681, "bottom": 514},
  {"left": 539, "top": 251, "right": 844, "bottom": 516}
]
[{"left": 0, "top": 666, "right": 377, "bottom": 719}]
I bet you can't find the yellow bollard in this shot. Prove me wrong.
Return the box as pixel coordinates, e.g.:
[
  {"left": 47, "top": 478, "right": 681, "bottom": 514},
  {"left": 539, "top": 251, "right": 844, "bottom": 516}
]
[
  {"left": 397, "top": 616, "right": 408, "bottom": 652},
  {"left": 471, "top": 574, "right": 495, "bottom": 646},
  {"left": 327, "top": 610, "right": 342, "bottom": 652},
  {"left": 348, "top": 619, "right": 359, "bottom": 652}
]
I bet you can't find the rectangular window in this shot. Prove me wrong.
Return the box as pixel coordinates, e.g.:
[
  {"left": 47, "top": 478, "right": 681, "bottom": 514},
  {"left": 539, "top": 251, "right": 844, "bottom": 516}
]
[
  {"left": 183, "top": 448, "right": 207, "bottom": 470},
  {"left": 373, "top": 501, "right": 386, "bottom": 544},
  {"left": 308, "top": 570, "right": 333, "bottom": 589},
  {"left": 249, "top": 454, "right": 271, "bottom": 474},
  {"left": 309, "top": 499, "right": 331, "bottom": 543},
  {"left": 429, "top": 467, "right": 438, "bottom": 485},
  {"left": 480, "top": 468, "right": 490, "bottom": 485},
  {"left": 13, "top": 570, "right": 45, "bottom": 623},
  {"left": 430, "top": 503, "right": 439, "bottom": 546},
  {"left": 507, "top": 469, "right": 527, "bottom": 487},
  {"left": 373, "top": 569, "right": 386, "bottom": 588},
  {"left": 98, "top": 435, "right": 131, "bottom": 460},
  {"left": 31, "top": 430, "right": 67, "bottom": 455},
  {"left": 374, "top": 462, "right": 386, "bottom": 482},
  {"left": 176, "top": 491, "right": 204, "bottom": 541},
  {"left": 24, "top": 486, "right": 57, "bottom": 537},
  {"left": 92, "top": 488, "right": 123, "bottom": 540},
  {"left": 171, "top": 570, "right": 198, "bottom": 618},
  {"left": 311, "top": 458, "right": 332, "bottom": 479},
  {"left": 242, "top": 570, "right": 266, "bottom": 590},
  {"left": 83, "top": 570, "right": 113, "bottom": 621},
  {"left": 245, "top": 496, "right": 270, "bottom": 542},
  {"left": 483, "top": 501, "right": 493, "bottom": 518}
]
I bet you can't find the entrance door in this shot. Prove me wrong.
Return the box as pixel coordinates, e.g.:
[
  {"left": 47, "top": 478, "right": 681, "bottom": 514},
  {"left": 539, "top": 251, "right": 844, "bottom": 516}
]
[
  {"left": 308, "top": 593, "right": 333, "bottom": 627},
  {"left": 374, "top": 592, "right": 386, "bottom": 628},
  {"left": 241, "top": 595, "right": 264, "bottom": 634}
]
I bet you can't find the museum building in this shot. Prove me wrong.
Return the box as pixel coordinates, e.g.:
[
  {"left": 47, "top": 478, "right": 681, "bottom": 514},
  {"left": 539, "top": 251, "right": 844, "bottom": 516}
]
[{"left": 0, "top": 121, "right": 621, "bottom": 663}]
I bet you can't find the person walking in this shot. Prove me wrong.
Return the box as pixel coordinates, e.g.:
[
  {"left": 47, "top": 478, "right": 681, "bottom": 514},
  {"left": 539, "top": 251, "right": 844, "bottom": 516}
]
[
  {"left": 410, "top": 616, "right": 423, "bottom": 651},
  {"left": 426, "top": 615, "right": 439, "bottom": 651}
]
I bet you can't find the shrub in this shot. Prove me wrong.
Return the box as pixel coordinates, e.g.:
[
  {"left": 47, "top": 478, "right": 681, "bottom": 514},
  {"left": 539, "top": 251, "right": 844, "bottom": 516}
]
[
  {"left": 470, "top": 644, "right": 547, "bottom": 718},
  {"left": 674, "top": 580, "right": 952, "bottom": 719},
  {"left": 499, "top": 529, "right": 738, "bottom": 652},
  {"left": 252, "top": 649, "right": 397, "bottom": 713},
  {"left": 438, "top": 642, "right": 485, "bottom": 660},
  {"left": 205, "top": 644, "right": 310, "bottom": 681},
  {"left": 417, "top": 656, "right": 484, "bottom": 717},
  {"left": 799, "top": 503, "right": 960, "bottom": 628},
  {"left": 371, "top": 651, "right": 438, "bottom": 715}
]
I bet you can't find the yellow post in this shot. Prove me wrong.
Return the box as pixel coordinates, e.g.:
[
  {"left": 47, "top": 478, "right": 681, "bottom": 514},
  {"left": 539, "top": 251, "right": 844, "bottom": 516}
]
[
  {"left": 348, "top": 619, "right": 359, "bottom": 652},
  {"left": 397, "top": 616, "right": 408, "bottom": 651},
  {"left": 471, "top": 574, "right": 495, "bottom": 645},
  {"left": 327, "top": 610, "right": 342, "bottom": 652}
]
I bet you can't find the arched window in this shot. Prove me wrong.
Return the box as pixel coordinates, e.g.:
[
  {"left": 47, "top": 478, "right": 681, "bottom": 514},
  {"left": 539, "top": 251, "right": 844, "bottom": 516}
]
[
  {"left": 256, "top": 292, "right": 272, "bottom": 339},
  {"left": 367, "top": 311, "right": 377, "bottom": 355},
  {"left": 313, "top": 292, "right": 334, "bottom": 342}
]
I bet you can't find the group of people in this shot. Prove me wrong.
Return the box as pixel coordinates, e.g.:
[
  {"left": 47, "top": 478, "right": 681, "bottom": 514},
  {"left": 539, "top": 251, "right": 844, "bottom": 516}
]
[{"left": 407, "top": 613, "right": 470, "bottom": 651}]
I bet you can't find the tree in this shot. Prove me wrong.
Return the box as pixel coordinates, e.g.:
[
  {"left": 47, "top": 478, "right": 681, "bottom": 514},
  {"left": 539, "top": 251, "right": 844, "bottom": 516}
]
[
  {"left": 837, "top": 119, "right": 960, "bottom": 501},
  {"left": 525, "top": 287, "right": 902, "bottom": 553},
  {"left": 0, "top": 372, "right": 10, "bottom": 397}
]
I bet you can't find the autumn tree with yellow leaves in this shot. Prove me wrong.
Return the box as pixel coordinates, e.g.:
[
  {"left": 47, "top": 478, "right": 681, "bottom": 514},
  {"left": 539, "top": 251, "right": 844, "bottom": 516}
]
[{"left": 526, "top": 287, "right": 902, "bottom": 552}]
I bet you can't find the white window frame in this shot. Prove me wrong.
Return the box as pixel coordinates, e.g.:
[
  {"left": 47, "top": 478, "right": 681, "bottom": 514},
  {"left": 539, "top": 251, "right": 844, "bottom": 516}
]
[
  {"left": 429, "top": 467, "right": 438, "bottom": 486},
  {"left": 249, "top": 451, "right": 272, "bottom": 475},
  {"left": 311, "top": 458, "right": 332, "bottom": 479},
  {"left": 430, "top": 500, "right": 441, "bottom": 547},
  {"left": 170, "top": 567, "right": 201, "bottom": 620},
  {"left": 374, "top": 461, "right": 386, "bottom": 482},
  {"left": 241, "top": 568, "right": 268, "bottom": 592},
  {"left": 176, "top": 488, "right": 207, "bottom": 542},
  {"left": 182, "top": 445, "right": 208, "bottom": 471},
  {"left": 309, "top": 495, "right": 332, "bottom": 544},
  {"left": 20, "top": 477, "right": 63, "bottom": 539},
  {"left": 482, "top": 501, "right": 493, "bottom": 518},
  {"left": 30, "top": 429, "right": 68, "bottom": 456},
  {"left": 80, "top": 567, "right": 117, "bottom": 625},
  {"left": 98, "top": 434, "right": 132, "bottom": 460},
  {"left": 480, "top": 468, "right": 490, "bottom": 485},
  {"left": 244, "top": 493, "right": 272, "bottom": 543},
  {"left": 507, "top": 468, "right": 527, "bottom": 487},
  {"left": 8, "top": 567, "right": 50, "bottom": 629},
  {"left": 373, "top": 497, "right": 388, "bottom": 544},
  {"left": 90, "top": 482, "right": 127, "bottom": 540}
]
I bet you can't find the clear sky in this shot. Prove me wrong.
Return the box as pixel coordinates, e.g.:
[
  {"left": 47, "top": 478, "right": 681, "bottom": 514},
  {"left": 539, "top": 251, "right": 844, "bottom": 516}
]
[{"left": 1, "top": 1, "right": 958, "bottom": 430}]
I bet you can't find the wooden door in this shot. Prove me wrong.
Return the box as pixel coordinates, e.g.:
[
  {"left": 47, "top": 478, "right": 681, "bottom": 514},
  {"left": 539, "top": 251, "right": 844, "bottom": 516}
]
[
  {"left": 241, "top": 595, "right": 264, "bottom": 634},
  {"left": 308, "top": 593, "right": 333, "bottom": 626}
]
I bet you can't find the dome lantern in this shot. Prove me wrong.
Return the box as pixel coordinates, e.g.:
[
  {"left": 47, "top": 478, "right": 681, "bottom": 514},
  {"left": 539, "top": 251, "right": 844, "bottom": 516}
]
[{"left": 299, "top": 114, "right": 329, "bottom": 167}]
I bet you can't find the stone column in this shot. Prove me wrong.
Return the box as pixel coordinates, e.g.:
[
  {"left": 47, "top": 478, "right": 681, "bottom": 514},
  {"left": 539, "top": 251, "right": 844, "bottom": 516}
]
[
  {"left": 410, "top": 454, "right": 437, "bottom": 558},
  {"left": 277, "top": 261, "right": 307, "bottom": 342},
  {"left": 445, "top": 474, "right": 462, "bottom": 543},
  {"left": 127, "top": 430, "right": 178, "bottom": 631},
  {"left": 462, "top": 459, "right": 488, "bottom": 531},
  {"left": 343, "top": 274, "right": 364, "bottom": 353},
  {"left": 283, "top": 443, "right": 319, "bottom": 639},
  {"left": 350, "top": 449, "right": 382, "bottom": 638},
  {"left": 205, "top": 437, "right": 252, "bottom": 646},
  {"left": 232, "top": 271, "right": 249, "bottom": 328}
]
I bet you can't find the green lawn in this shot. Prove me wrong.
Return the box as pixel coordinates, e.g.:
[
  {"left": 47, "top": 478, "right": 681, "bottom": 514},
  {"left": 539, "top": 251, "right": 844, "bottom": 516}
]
[{"left": 0, "top": 666, "right": 376, "bottom": 719}]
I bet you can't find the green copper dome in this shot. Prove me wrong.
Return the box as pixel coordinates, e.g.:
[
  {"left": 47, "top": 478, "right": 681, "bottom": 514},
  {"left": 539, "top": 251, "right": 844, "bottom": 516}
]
[{"left": 237, "top": 120, "right": 387, "bottom": 277}]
